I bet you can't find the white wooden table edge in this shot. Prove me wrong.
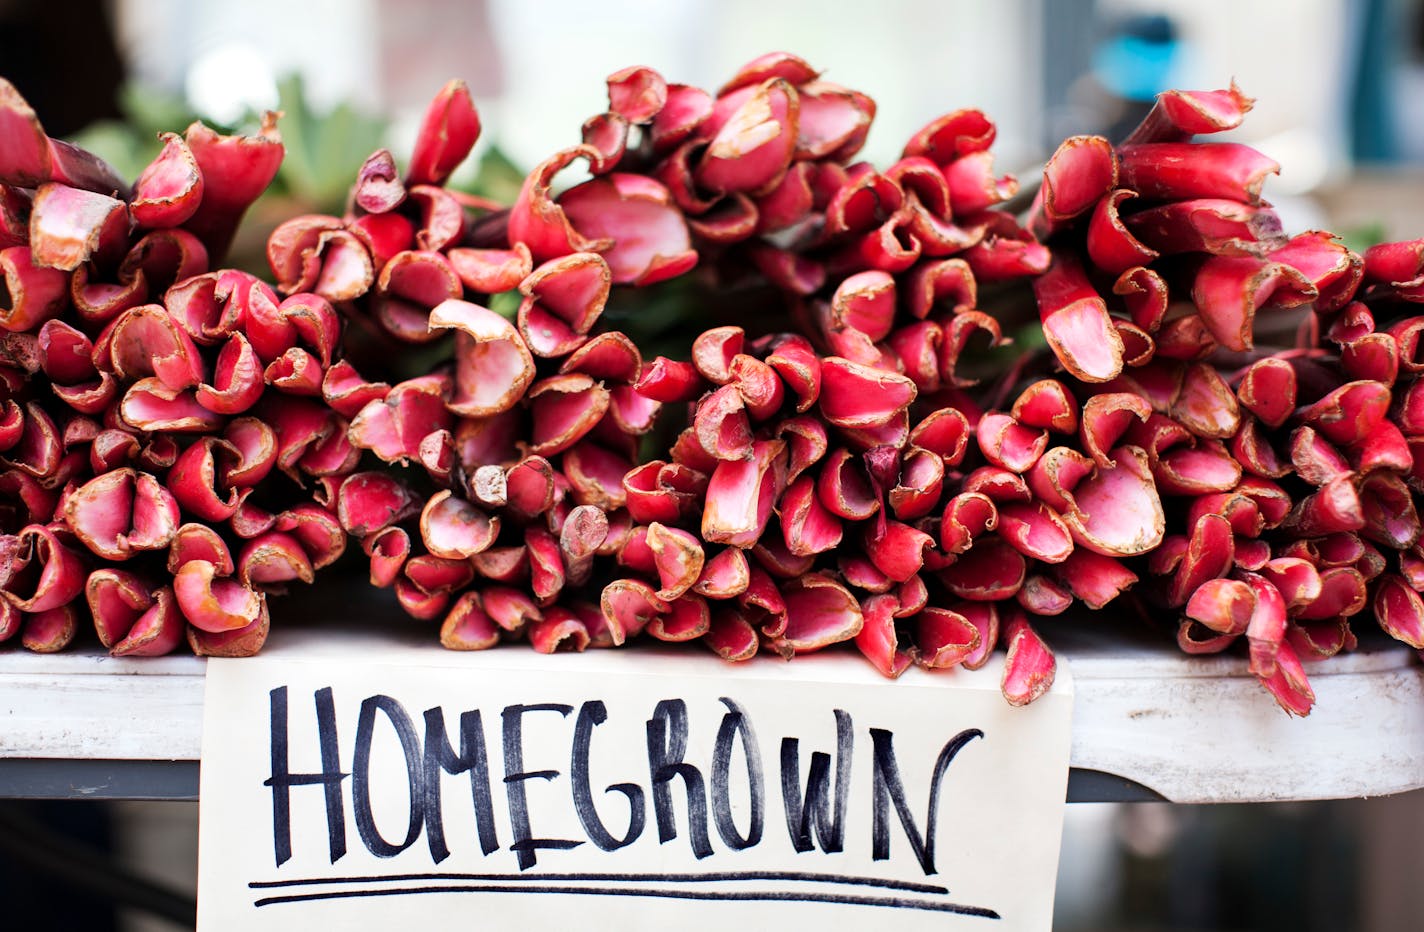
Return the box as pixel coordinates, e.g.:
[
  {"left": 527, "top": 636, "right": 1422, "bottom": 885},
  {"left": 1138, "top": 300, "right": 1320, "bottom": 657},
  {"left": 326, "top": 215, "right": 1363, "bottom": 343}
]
[{"left": 1, "top": 628, "right": 1421, "bottom": 803}]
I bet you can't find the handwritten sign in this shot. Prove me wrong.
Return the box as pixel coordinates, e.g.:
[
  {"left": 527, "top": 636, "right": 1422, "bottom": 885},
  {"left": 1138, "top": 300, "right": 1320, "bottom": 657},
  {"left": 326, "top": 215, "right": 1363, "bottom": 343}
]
[{"left": 198, "top": 631, "right": 1072, "bottom": 930}]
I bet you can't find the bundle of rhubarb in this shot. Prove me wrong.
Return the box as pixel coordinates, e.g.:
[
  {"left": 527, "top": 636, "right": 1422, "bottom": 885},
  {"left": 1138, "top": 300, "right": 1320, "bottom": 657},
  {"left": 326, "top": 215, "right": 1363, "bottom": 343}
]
[
  {"left": 2, "top": 56, "right": 1422, "bottom": 715},
  {"left": 0, "top": 82, "right": 354, "bottom": 655}
]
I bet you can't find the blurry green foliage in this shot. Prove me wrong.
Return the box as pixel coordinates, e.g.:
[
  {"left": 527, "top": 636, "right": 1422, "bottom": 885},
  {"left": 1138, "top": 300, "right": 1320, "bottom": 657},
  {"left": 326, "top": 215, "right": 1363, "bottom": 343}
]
[
  {"left": 65, "top": 73, "right": 530, "bottom": 277},
  {"left": 458, "top": 145, "right": 525, "bottom": 206},
  {"left": 69, "top": 74, "right": 387, "bottom": 216},
  {"left": 68, "top": 84, "right": 215, "bottom": 184},
  {"left": 70, "top": 73, "right": 526, "bottom": 218},
  {"left": 1338, "top": 221, "right": 1388, "bottom": 255},
  {"left": 271, "top": 74, "right": 386, "bottom": 212},
  {"left": 486, "top": 289, "right": 523, "bottom": 321}
]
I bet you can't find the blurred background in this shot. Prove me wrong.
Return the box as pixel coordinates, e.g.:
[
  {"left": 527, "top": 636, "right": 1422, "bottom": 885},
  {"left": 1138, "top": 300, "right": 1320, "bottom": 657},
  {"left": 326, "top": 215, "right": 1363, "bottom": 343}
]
[
  {"left": 1, "top": 0, "right": 1422, "bottom": 928},
  {"left": 6, "top": 0, "right": 1424, "bottom": 256}
]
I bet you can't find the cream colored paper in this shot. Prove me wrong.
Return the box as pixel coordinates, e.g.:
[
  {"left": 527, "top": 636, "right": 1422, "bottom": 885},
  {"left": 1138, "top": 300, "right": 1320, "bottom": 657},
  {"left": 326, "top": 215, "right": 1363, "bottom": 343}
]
[{"left": 199, "top": 633, "right": 1072, "bottom": 930}]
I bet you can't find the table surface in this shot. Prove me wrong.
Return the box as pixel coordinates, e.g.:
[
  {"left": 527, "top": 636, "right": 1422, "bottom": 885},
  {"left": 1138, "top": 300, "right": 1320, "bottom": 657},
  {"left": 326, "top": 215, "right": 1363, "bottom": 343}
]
[{"left": 1, "top": 586, "right": 1421, "bottom": 804}]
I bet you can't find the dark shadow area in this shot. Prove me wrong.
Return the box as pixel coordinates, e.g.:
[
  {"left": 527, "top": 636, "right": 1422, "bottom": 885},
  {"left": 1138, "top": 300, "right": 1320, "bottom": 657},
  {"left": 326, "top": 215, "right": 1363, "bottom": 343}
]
[{"left": 0, "top": 0, "right": 123, "bottom": 137}]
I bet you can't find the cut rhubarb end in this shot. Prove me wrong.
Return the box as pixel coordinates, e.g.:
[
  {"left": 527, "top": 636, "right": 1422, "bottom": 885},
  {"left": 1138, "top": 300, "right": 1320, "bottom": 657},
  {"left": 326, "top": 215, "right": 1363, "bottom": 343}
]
[
  {"left": 29, "top": 183, "right": 130, "bottom": 272},
  {"left": 168, "top": 437, "right": 246, "bottom": 522},
  {"left": 1017, "top": 574, "right": 1074, "bottom": 616},
  {"left": 1237, "top": 357, "right": 1296, "bottom": 428},
  {"left": 362, "top": 527, "right": 409, "bottom": 588},
  {"left": 448, "top": 243, "right": 533, "bottom": 295},
  {"left": 1087, "top": 189, "right": 1159, "bottom": 275},
  {"left": 1001, "top": 613, "right": 1056, "bottom": 707},
  {"left": 781, "top": 473, "right": 844, "bottom": 556},
  {"left": 1, "top": 246, "right": 70, "bottom": 332},
  {"left": 558, "top": 174, "right": 696, "bottom": 286},
  {"left": 1039, "top": 135, "right": 1117, "bottom": 223},
  {"left": 508, "top": 145, "right": 613, "bottom": 263},
  {"left": 1300, "top": 380, "right": 1391, "bottom": 448},
  {"left": 63, "top": 468, "right": 180, "bottom": 561},
  {"left": 696, "top": 78, "right": 799, "bottom": 196},
  {"left": 1052, "top": 549, "right": 1138, "bottom": 609},
  {"left": 173, "top": 560, "right": 263, "bottom": 633},
  {"left": 0, "top": 77, "right": 128, "bottom": 194},
  {"left": 21, "top": 603, "right": 80, "bottom": 653},
  {"left": 773, "top": 572, "right": 864, "bottom": 655},
  {"left": 646, "top": 522, "right": 705, "bottom": 602},
  {"left": 183, "top": 112, "right": 283, "bottom": 262},
  {"left": 1185, "top": 577, "right": 1255, "bottom": 636},
  {"left": 1241, "top": 572, "right": 1288, "bottom": 678},
  {"left": 112, "top": 586, "right": 184, "bottom": 657},
  {"left": 237, "top": 532, "right": 315, "bottom": 590},
  {"left": 1167, "top": 514, "right": 1236, "bottom": 606},
  {"left": 692, "top": 547, "right": 751, "bottom": 600},
  {"left": 1123, "top": 83, "right": 1254, "bottom": 145},
  {"left": 1258, "top": 640, "right": 1315, "bottom": 717},
  {"left": 1063, "top": 445, "right": 1165, "bottom": 557},
  {"left": 3, "top": 524, "right": 85, "bottom": 613},
  {"left": 1375, "top": 574, "right": 1424, "bottom": 649},
  {"left": 428, "top": 298, "right": 536, "bottom": 417},
  {"left": 692, "top": 326, "right": 745, "bottom": 384},
  {"left": 865, "top": 519, "right": 935, "bottom": 584},
  {"left": 420, "top": 490, "right": 498, "bottom": 560},
  {"left": 855, "top": 593, "right": 915, "bottom": 677},
  {"left": 646, "top": 593, "right": 712, "bottom": 643},
  {"left": 636, "top": 356, "right": 703, "bottom": 403},
  {"left": 347, "top": 377, "right": 453, "bottom": 465},
  {"left": 976, "top": 413, "right": 1049, "bottom": 474},
  {"left": 607, "top": 65, "right": 669, "bottom": 124},
  {"left": 86, "top": 568, "right": 153, "bottom": 649},
  {"left": 939, "top": 536, "right": 1026, "bottom": 600},
  {"left": 939, "top": 491, "right": 998, "bottom": 554},
  {"left": 1034, "top": 253, "right": 1124, "bottom": 383},
  {"left": 703, "top": 439, "right": 786, "bottom": 548},
  {"left": 1011, "top": 379, "right": 1079, "bottom": 434},
  {"left": 186, "top": 602, "right": 270, "bottom": 657},
  {"left": 526, "top": 374, "right": 610, "bottom": 457},
  {"left": 818, "top": 356, "right": 917, "bottom": 428},
  {"left": 997, "top": 501, "right": 1074, "bottom": 563},
  {"left": 703, "top": 605, "right": 759, "bottom": 662},
  {"left": 916, "top": 605, "right": 983, "bottom": 670},
  {"left": 131, "top": 133, "right": 203, "bottom": 228},
  {"left": 336, "top": 471, "right": 419, "bottom": 538},
  {"left": 440, "top": 593, "right": 501, "bottom": 651},
  {"left": 408, "top": 79, "right": 481, "bottom": 187},
  {"left": 563, "top": 330, "right": 643, "bottom": 383},
  {"left": 599, "top": 577, "right": 668, "bottom": 646},
  {"left": 1191, "top": 255, "right": 1316, "bottom": 352}
]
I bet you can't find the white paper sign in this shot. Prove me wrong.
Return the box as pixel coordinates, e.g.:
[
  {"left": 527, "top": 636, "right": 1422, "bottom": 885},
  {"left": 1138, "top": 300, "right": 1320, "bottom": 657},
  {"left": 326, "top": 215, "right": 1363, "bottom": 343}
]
[{"left": 198, "top": 631, "right": 1072, "bottom": 930}]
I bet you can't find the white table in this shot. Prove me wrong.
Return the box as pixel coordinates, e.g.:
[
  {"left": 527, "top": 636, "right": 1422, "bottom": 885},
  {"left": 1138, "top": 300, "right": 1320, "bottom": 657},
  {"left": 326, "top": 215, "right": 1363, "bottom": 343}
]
[{"left": 1, "top": 592, "right": 1420, "bottom": 804}]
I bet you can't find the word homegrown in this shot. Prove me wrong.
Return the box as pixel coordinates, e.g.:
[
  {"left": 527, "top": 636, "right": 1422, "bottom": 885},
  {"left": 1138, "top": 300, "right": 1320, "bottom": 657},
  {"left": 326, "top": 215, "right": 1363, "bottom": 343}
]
[
  {"left": 200, "top": 649, "right": 1071, "bottom": 928},
  {"left": 266, "top": 686, "right": 982, "bottom": 875}
]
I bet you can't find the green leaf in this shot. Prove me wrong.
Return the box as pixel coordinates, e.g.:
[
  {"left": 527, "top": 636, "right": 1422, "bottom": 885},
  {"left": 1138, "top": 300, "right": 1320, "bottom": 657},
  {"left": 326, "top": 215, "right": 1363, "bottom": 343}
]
[
  {"left": 1338, "top": 221, "right": 1388, "bottom": 255},
  {"left": 1011, "top": 321, "right": 1049, "bottom": 352},
  {"left": 460, "top": 145, "right": 526, "bottom": 204},
  {"left": 64, "top": 82, "right": 208, "bottom": 182},
  {"left": 270, "top": 74, "right": 388, "bottom": 213},
  {"left": 118, "top": 83, "right": 206, "bottom": 135},
  {"left": 273, "top": 73, "right": 319, "bottom": 202},
  {"left": 487, "top": 289, "right": 522, "bottom": 320},
  {"left": 66, "top": 120, "right": 149, "bottom": 182}
]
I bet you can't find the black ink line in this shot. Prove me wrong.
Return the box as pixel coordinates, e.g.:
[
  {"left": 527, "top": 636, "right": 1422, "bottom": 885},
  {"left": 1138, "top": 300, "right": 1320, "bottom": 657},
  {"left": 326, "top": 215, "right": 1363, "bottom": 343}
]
[
  {"left": 251, "top": 883, "right": 1000, "bottom": 918},
  {"left": 249, "top": 869, "right": 948, "bottom": 895}
]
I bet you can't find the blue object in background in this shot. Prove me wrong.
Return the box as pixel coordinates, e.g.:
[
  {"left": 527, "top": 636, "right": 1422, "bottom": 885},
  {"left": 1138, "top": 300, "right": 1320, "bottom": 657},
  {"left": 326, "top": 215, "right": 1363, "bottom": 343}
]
[
  {"left": 1348, "top": 0, "right": 1401, "bottom": 163},
  {"left": 1093, "top": 14, "right": 1180, "bottom": 103}
]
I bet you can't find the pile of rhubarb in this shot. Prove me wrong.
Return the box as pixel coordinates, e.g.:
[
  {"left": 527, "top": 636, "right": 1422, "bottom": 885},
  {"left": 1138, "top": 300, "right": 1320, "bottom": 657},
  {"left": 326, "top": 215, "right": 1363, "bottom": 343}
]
[{"left": 3, "top": 54, "right": 1423, "bottom": 713}]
